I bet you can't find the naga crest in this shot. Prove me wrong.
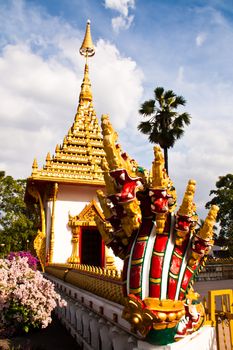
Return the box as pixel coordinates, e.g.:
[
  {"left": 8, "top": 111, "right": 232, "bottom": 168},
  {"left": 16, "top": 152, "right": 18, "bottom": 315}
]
[{"left": 95, "top": 114, "right": 218, "bottom": 345}]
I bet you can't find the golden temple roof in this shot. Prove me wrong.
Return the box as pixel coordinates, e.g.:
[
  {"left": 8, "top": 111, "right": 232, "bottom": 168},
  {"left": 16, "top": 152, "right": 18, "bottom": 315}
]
[{"left": 29, "top": 21, "right": 105, "bottom": 186}]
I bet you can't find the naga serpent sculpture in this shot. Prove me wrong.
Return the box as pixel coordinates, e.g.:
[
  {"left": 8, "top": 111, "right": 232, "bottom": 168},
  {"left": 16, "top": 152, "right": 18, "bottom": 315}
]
[{"left": 95, "top": 114, "right": 218, "bottom": 345}]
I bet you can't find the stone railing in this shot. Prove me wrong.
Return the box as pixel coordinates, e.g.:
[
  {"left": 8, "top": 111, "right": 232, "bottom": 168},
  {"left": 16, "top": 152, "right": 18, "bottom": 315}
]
[
  {"left": 45, "top": 264, "right": 125, "bottom": 305},
  {"left": 45, "top": 267, "right": 217, "bottom": 350},
  {"left": 46, "top": 273, "right": 138, "bottom": 350},
  {"left": 196, "top": 263, "right": 233, "bottom": 281}
]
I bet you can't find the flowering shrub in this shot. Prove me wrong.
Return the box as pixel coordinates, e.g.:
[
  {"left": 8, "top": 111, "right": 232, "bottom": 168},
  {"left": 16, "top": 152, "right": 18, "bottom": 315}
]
[
  {"left": 0, "top": 256, "right": 67, "bottom": 337},
  {"left": 8, "top": 251, "right": 38, "bottom": 270}
]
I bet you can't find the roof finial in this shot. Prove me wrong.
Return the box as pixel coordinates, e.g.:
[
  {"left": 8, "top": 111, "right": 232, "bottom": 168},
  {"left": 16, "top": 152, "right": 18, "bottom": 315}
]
[
  {"left": 79, "top": 20, "right": 95, "bottom": 58},
  {"left": 32, "top": 158, "right": 38, "bottom": 175},
  {"left": 79, "top": 20, "right": 95, "bottom": 104}
]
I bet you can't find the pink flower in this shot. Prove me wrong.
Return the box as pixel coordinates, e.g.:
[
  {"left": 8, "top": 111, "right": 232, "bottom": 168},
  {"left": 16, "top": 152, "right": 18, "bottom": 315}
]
[{"left": 0, "top": 256, "right": 66, "bottom": 335}]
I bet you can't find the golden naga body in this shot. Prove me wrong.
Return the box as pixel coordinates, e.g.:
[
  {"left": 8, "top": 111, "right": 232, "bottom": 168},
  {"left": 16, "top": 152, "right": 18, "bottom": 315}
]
[{"left": 95, "top": 113, "right": 218, "bottom": 345}]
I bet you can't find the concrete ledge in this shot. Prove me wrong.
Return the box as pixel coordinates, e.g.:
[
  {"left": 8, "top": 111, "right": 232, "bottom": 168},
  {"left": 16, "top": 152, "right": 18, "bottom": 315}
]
[
  {"left": 136, "top": 326, "right": 217, "bottom": 350},
  {"left": 46, "top": 273, "right": 217, "bottom": 350}
]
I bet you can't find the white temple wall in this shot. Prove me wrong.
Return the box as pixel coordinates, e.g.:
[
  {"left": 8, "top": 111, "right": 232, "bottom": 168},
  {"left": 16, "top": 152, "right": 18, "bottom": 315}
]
[{"left": 52, "top": 183, "right": 102, "bottom": 263}]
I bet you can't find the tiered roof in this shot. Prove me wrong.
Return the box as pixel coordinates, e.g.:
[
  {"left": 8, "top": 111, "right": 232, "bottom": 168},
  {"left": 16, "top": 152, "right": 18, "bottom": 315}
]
[{"left": 29, "top": 21, "right": 105, "bottom": 186}]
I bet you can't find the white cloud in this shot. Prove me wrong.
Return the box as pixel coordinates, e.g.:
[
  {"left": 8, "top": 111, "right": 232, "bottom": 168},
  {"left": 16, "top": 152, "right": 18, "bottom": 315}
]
[
  {"left": 105, "top": 0, "right": 135, "bottom": 17},
  {"left": 93, "top": 39, "right": 143, "bottom": 129},
  {"left": 0, "top": 43, "right": 78, "bottom": 178},
  {"left": 196, "top": 32, "right": 207, "bottom": 47},
  {"left": 104, "top": 0, "right": 135, "bottom": 32},
  {"left": 169, "top": 117, "right": 233, "bottom": 219},
  {"left": 0, "top": 44, "right": 77, "bottom": 110},
  {"left": 112, "top": 14, "right": 134, "bottom": 33},
  {"left": 167, "top": 73, "right": 233, "bottom": 218}
]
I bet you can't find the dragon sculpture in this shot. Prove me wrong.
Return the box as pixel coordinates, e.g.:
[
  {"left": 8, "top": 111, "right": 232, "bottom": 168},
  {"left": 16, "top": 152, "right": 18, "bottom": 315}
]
[{"left": 95, "top": 114, "right": 218, "bottom": 345}]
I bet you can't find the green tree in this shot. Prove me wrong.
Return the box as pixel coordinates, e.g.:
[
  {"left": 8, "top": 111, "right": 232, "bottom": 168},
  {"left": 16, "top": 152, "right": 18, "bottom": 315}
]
[
  {"left": 206, "top": 174, "right": 233, "bottom": 254},
  {"left": 138, "top": 87, "right": 191, "bottom": 173},
  {"left": 0, "top": 171, "right": 39, "bottom": 256}
]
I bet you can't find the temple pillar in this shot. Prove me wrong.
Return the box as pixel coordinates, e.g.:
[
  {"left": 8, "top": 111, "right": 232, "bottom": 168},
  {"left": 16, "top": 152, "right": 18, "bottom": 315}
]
[
  {"left": 48, "top": 182, "right": 58, "bottom": 263},
  {"left": 67, "top": 226, "right": 81, "bottom": 263}
]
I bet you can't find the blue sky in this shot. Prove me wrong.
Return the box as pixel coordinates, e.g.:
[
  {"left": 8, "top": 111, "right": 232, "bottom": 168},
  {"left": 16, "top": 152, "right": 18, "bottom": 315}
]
[{"left": 1, "top": 0, "right": 233, "bottom": 219}]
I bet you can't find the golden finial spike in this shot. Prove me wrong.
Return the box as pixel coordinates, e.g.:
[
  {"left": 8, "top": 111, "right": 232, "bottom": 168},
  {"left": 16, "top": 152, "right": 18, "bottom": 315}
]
[
  {"left": 199, "top": 205, "right": 219, "bottom": 240},
  {"left": 46, "top": 152, "right": 51, "bottom": 162},
  {"left": 178, "top": 179, "right": 196, "bottom": 216},
  {"left": 32, "top": 158, "right": 38, "bottom": 169},
  {"left": 32, "top": 158, "right": 38, "bottom": 174},
  {"left": 45, "top": 153, "right": 51, "bottom": 168},
  {"left": 80, "top": 20, "right": 95, "bottom": 57},
  {"left": 151, "top": 145, "right": 168, "bottom": 188}
]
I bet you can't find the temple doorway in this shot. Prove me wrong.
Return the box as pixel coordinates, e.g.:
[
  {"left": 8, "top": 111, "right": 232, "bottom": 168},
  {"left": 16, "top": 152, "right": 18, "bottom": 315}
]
[{"left": 80, "top": 227, "right": 104, "bottom": 267}]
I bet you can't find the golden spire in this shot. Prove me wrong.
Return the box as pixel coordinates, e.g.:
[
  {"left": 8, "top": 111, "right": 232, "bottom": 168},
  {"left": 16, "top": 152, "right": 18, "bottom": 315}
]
[
  {"left": 28, "top": 20, "right": 105, "bottom": 185},
  {"left": 79, "top": 20, "right": 95, "bottom": 104},
  {"left": 79, "top": 20, "right": 95, "bottom": 58}
]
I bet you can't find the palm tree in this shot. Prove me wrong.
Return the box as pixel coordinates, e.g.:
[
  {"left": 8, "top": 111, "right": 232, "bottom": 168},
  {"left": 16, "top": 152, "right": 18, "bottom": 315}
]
[{"left": 138, "top": 87, "right": 191, "bottom": 173}]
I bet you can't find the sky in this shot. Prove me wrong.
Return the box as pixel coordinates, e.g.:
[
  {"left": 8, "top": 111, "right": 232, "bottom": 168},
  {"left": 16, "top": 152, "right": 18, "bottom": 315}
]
[{"left": 1, "top": 0, "right": 233, "bottom": 220}]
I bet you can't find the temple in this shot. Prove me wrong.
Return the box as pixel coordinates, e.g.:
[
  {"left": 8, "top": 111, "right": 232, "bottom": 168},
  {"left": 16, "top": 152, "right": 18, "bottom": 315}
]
[
  {"left": 25, "top": 21, "right": 220, "bottom": 349},
  {"left": 25, "top": 21, "right": 116, "bottom": 271}
]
